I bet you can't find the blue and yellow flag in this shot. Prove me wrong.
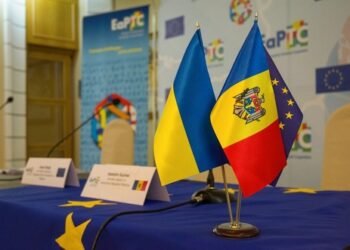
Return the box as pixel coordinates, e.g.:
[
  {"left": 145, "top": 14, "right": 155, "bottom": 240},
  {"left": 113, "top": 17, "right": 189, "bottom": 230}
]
[{"left": 154, "top": 29, "right": 226, "bottom": 185}]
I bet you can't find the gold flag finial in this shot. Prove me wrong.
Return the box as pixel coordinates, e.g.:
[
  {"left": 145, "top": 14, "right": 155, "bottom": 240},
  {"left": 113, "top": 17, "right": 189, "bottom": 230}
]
[{"left": 195, "top": 21, "right": 200, "bottom": 29}]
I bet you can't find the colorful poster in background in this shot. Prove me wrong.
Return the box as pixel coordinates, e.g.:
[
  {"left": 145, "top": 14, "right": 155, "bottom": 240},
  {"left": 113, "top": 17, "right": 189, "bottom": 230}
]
[
  {"left": 81, "top": 6, "right": 149, "bottom": 170},
  {"left": 157, "top": 0, "right": 350, "bottom": 189},
  {"left": 91, "top": 93, "right": 137, "bottom": 148}
]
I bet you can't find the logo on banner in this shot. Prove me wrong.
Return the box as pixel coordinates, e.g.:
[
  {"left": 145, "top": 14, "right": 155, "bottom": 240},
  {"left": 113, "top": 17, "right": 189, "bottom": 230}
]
[
  {"left": 111, "top": 10, "right": 145, "bottom": 31},
  {"left": 262, "top": 20, "right": 308, "bottom": 56},
  {"left": 291, "top": 122, "right": 312, "bottom": 153},
  {"left": 205, "top": 39, "right": 224, "bottom": 65},
  {"left": 229, "top": 0, "right": 253, "bottom": 25}
]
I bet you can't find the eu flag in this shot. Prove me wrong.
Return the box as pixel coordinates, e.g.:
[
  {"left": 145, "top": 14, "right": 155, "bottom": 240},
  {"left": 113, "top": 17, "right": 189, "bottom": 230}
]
[
  {"left": 165, "top": 16, "right": 184, "bottom": 39},
  {"left": 266, "top": 49, "right": 303, "bottom": 186},
  {"left": 265, "top": 49, "right": 303, "bottom": 158},
  {"left": 316, "top": 64, "right": 350, "bottom": 93}
]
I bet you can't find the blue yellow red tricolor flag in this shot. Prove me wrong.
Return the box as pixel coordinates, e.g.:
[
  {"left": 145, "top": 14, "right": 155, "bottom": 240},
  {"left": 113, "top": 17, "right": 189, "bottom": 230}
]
[
  {"left": 132, "top": 180, "right": 148, "bottom": 191},
  {"left": 154, "top": 29, "right": 226, "bottom": 185},
  {"left": 211, "top": 20, "right": 302, "bottom": 197}
]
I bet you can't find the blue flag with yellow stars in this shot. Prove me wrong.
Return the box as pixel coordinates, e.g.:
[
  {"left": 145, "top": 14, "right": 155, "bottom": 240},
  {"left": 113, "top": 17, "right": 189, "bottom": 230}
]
[
  {"left": 316, "top": 64, "right": 350, "bottom": 93},
  {"left": 265, "top": 49, "right": 303, "bottom": 157},
  {"left": 265, "top": 49, "right": 303, "bottom": 186}
]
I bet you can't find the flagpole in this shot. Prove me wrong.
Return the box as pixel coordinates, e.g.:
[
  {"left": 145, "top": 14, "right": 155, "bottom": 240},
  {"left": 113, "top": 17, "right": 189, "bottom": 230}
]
[
  {"left": 190, "top": 21, "right": 235, "bottom": 204},
  {"left": 233, "top": 188, "right": 242, "bottom": 228},
  {"left": 213, "top": 166, "right": 259, "bottom": 238},
  {"left": 221, "top": 166, "right": 234, "bottom": 225}
]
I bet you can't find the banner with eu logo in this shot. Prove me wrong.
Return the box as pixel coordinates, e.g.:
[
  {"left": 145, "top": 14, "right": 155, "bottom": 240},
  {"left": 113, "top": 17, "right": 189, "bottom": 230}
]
[{"left": 316, "top": 64, "right": 350, "bottom": 93}]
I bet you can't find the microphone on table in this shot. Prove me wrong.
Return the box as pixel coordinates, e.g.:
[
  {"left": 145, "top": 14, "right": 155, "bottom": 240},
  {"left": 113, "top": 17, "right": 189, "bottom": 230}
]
[
  {"left": 0, "top": 96, "right": 14, "bottom": 110},
  {"left": 46, "top": 100, "right": 118, "bottom": 157},
  {"left": 191, "top": 168, "right": 235, "bottom": 203}
]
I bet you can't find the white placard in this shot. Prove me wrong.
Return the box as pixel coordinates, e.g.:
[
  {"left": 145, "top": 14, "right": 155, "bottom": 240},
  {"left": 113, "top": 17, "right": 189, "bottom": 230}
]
[
  {"left": 21, "top": 158, "right": 80, "bottom": 188},
  {"left": 81, "top": 164, "right": 170, "bottom": 206}
]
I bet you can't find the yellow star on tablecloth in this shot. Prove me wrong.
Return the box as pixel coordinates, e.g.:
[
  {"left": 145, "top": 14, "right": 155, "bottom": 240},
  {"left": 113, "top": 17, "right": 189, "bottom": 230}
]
[
  {"left": 56, "top": 212, "right": 91, "bottom": 250},
  {"left": 59, "top": 200, "right": 115, "bottom": 208},
  {"left": 228, "top": 188, "right": 235, "bottom": 195},
  {"left": 284, "top": 188, "right": 317, "bottom": 194}
]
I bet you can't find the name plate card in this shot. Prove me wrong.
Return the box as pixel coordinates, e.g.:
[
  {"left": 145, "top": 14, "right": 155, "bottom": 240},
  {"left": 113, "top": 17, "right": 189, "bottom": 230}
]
[
  {"left": 81, "top": 164, "right": 170, "bottom": 206},
  {"left": 21, "top": 158, "right": 80, "bottom": 188}
]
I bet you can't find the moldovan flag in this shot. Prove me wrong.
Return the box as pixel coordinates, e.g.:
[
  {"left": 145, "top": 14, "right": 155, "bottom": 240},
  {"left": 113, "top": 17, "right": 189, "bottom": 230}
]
[
  {"left": 211, "top": 21, "right": 287, "bottom": 197},
  {"left": 154, "top": 29, "right": 226, "bottom": 185}
]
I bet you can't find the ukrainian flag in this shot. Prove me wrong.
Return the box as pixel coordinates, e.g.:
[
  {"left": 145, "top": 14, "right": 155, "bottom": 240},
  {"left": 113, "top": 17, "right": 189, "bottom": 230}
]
[
  {"left": 210, "top": 21, "right": 286, "bottom": 197},
  {"left": 154, "top": 29, "right": 226, "bottom": 185}
]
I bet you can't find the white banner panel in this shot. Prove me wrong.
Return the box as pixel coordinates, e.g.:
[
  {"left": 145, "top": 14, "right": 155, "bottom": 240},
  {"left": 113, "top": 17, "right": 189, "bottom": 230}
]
[{"left": 157, "top": 0, "right": 350, "bottom": 188}]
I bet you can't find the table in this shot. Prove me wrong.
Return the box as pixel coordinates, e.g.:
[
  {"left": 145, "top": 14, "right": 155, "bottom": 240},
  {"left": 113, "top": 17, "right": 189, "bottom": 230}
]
[
  {"left": 0, "top": 180, "right": 349, "bottom": 250},
  {"left": 0, "top": 174, "right": 22, "bottom": 189}
]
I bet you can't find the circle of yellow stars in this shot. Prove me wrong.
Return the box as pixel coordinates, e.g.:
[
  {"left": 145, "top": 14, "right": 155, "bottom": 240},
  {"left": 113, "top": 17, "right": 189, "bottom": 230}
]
[
  {"left": 272, "top": 78, "right": 296, "bottom": 131},
  {"left": 324, "top": 68, "right": 343, "bottom": 91}
]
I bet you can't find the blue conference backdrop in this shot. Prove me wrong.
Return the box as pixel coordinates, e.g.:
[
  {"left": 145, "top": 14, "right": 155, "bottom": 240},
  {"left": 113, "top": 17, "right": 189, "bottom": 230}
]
[{"left": 81, "top": 6, "right": 149, "bottom": 170}]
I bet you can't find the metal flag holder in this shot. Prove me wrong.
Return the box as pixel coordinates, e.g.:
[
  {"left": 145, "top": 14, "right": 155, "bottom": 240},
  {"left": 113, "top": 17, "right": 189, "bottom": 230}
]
[
  {"left": 213, "top": 12, "right": 260, "bottom": 238},
  {"left": 213, "top": 166, "right": 259, "bottom": 238}
]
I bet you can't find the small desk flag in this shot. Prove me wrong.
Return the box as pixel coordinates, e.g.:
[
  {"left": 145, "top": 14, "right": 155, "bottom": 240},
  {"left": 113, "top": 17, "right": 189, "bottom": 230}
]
[
  {"left": 154, "top": 29, "right": 226, "bottom": 185},
  {"left": 266, "top": 48, "right": 303, "bottom": 186},
  {"left": 210, "top": 20, "right": 302, "bottom": 197}
]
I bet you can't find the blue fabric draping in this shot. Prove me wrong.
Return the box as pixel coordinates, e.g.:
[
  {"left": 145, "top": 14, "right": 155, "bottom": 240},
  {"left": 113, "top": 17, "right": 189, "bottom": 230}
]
[{"left": 0, "top": 180, "right": 349, "bottom": 250}]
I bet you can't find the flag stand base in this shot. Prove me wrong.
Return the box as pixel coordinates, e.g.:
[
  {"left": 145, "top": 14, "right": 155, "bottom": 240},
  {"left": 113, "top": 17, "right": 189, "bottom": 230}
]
[{"left": 213, "top": 222, "right": 259, "bottom": 238}]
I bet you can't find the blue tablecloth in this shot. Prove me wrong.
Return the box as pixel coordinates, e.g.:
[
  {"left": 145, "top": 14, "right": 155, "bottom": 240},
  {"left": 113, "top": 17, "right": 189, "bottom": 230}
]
[{"left": 0, "top": 180, "right": 349, "bottom": 250}]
